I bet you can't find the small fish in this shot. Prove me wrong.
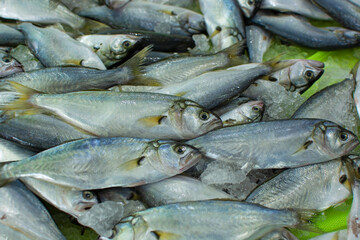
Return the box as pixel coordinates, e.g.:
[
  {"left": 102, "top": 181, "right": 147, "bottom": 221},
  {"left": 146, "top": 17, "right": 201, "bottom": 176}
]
[
  {"left": 0, "top": 24, "right": 25, "bottom": 47},
  {"left": 136, "top": 175, "right": 232, "bottom": 206},
  {"left": 246, "top": 24, "right": 272, "bottom": 63},
  {"left": 0, "top": 0, "right": 85, "bottom": 29},
  {"left": 187, "top": 119, "right": 359, "bottom": 169},
  {"left": 77, "top": 34, "right": 141, "bottom": 67},
  {"left": 18, "top": 23, "right": 106, "bottom": 70},
  {"left": 102, "top": 200, "right": 316, "bottom": 240},
  {"left": 0, "top": 50, "right": 23, "bottom": 78},
  {"left": 213, "top": 97, "right": 264, "bottom": 126},
  {"left": 0, "top": 137, "right": 202, "bottom": 190},
  {"left": 0, "top": 180, "right": 65, "bottom": 240}
]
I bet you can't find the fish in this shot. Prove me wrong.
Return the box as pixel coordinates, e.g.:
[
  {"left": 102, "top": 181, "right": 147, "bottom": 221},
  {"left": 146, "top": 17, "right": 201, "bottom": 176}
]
[
  {"left": 312, "top": 0, "right": 360, "bottom": 32},
  {"left": 3, "top": 86, "right": 222, "bottom": 139},
  {"left": 77, "top": 34, "right": 142, "bottom": 67},
  {"left": 187, "top": 119, "right": 359, "bottom": 169},
  {"left": 108, "top": 0, "right": 198, "bottom": 9},
  {"left": 101, "top": 200, "right": 317, "bottom": 240},
  {"left": 10, "top": 45, "right": 44, "bottom": 72},
  {"left": 351, "top": 61, "right": 360, "bottom": 121},
  {"left": 0, "top": 46, "right": 150, "bottom": 93},
  {"left": 199, "top": 0, "right": 245, "bottom": 51},
  {"left": 0, "top": 114, "right": 93, "bottom": 150},
  {"left": 0, "top": 49, "right": 23, "bottom": 78},
  {"left": 0, "top": 137, "right": 202, "bottom": 190},
  {"left": 78, "top": 2, "right": 205, "bottom": 36},
  {"left": 0, "top": 138, "right": 36, "bottom": 163},
  {"left": 0, "top": 180, "right": 65, "bottom": 240},
  {"left": 251, "top": 11, "right": 360, "bottom": 50},
  {"left": 246, "top": 157, "right": 356, "bottom": 211},
  {"left": 18, "top": 23, "right": 106, "bottom": 70},
  {"left": 0, "top": 0, "right": 85, "bottom": 29},
  {"left": 0, "top": 223, "right": 32, "bottom": 240},
  {"left": 60, "top": 0, "right": 100, "bottom": 11},
  {"left": 136, "top": 175, "right": 232, "bottom": 207},
  {"left": 260, "top": 228, "right": 299, "bottom": 240},
  {"left": 347, "top": 178, "right": 360, "bottom": 240},
  {"left": 246, "top": 24, "right": 272, "bottom": 63},
  {"left": 0, "top": 24, "right": 25, "bottom": 47},
  {"left": 98, "top": 188, "right": 141, "bottom": 204},
  {"left": 237, "top": 0, "right": 262, "bottom": 18},
  {"left": 293, "top": 78, "right": 359, "bottom": 134},
  {"left": 268, "top": 59, "right": 324, "bottom": 93},
  {"left": 213, "top": 97, "right": 264, "bottom": 126},
  {"left": 134, "top": 41, "right": 247, "bottom": 86},
  {"left": 260, "top": 0, "right": 332, "bottom": 20}
]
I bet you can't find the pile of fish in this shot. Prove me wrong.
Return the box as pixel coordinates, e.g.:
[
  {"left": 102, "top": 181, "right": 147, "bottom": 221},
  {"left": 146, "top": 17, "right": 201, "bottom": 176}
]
[{"left": 1, "top": 0, "right": 360, "bottom": 239}]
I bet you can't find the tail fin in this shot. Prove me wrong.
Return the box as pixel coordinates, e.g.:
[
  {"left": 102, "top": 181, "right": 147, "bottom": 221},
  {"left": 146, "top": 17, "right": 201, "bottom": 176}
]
[
  {"left": 221, "top": 40, "right": 249, "bottom": 67},
  {"left": 0, "top": 163, "right": 13, "bottom": 187},
  {"left": 120, "top": 45, "right": 152, "bottom": 79},
  {"left": 263, "top": 55, "right": 294, "bottom": 73},
  {"left": 292, "top": 209, "right": 322, "bottom": 233}
]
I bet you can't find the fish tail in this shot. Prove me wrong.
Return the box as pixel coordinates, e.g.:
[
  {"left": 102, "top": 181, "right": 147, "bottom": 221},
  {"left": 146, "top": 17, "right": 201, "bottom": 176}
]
[
  {"left": 263, "top": 55, "right": 294, "bottom": 73},
  {"left": 121, "top": 45, "right": 153, "bottom": 79},
  {"left": 293, "top": 209, "right": 322, "bottom": 233},
  {"left": 0, "top": 163, "right": 13, "bottom": 187},
  {"left": 222, "top": 40, "right": 248, "bottom": 66},
  {"left": 1, "top": 82, "right": 39, "bottom": 114}
]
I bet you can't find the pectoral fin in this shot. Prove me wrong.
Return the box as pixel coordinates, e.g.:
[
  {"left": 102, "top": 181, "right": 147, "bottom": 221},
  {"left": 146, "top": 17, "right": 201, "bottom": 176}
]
[
  {"left": 174, "top": 92, "right": 186, "bottom": 97},
  {"left": 138, "top": 115, "right": 166, "bottom": 127},
  {"left": 121, "top": 157, "right": 145, "bottom": 171},
  {"left": 292, "top": 140, "right": 313, "bottom": 155},
  {"left": 151, "top": 231, "right": 181, "bottom": 240},
  {"left": 63, "top": 59, "right": 83, "bottom": 66}
]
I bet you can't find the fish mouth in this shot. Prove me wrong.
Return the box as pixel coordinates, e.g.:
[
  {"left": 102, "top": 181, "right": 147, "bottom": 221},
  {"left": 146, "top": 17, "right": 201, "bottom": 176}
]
[
  {"left": 206, "top": 118, "right": 223, "bottom": 131},
  {"left": 346, "top": 138, "right": 360, "bottom": 153},
  {"left": 0, "top": 65, "right": 23, "bottom": 77},
  {"left": 179, "top": 152, "right": 203, "bottom": 173}
]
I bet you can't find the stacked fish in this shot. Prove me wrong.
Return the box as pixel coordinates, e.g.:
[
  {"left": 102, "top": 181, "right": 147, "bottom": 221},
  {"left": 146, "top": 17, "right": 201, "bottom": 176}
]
[{"left": 1, "top": 0, "right": 360, "bottom": 240}]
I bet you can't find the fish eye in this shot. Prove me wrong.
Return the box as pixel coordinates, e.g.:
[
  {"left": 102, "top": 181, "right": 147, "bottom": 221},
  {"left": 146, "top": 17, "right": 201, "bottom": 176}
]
[
  {"left": 248, "top": 0, "right": 254, "bottom": 5},
  {"left": 339, "top": 174, "right": 347, "bottom": 184},
  {"left": 174, "top": 145, "right": 187, "bottom": 155},
  {"left": 122, "top": 40, "right": 131, "bottom": 49},
  {"left": 304, "top": 70, "right": 314, "bottom": 80},
  {"left": 339, "top": 132, "right": 349, "bottom": 141},
  {"left": 82, "top": 191, "right": 95, "bottom": 200},
  {"left": 2, "top": 56, "right": 11, "bottom": 63},
  {"left": 252, "top": 106, "right": 260, "bottom": 112},
  {"left": 199, "top": 111, "right": 210, "bottom": 121}
]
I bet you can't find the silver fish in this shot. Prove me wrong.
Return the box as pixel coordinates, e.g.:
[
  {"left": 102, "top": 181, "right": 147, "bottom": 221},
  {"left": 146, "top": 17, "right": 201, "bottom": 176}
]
[
  {"left": 0, "top": 138, "right": 35, "bottom": 163},
  {"left": 77, "top": 34, "right": 141, "bottom": 67},
  {"left": 0, "top": 137, "right": 202, "bottom": 190},
  {"left": 0, "top": 50, "right": 23, "bottom": 78},
  {"left": 0, "top": 223, "right": 32, "bottom": 240},
  {"left": 0, "top": 180, "right": 65, "bottom": 240},
  {"left": 18, "top": 23, "right": 106, "bottom": 70},
  {"left": 187, "top": 119, "right": 359, "bottom": 169},
  {"left": 199, "top": 0, "right": 245, "bottom": 51},
  {"left": 102, "top": 200, "right": 315, "bottom": 240},
  {"left": 0, "top": 0, "right": 85, "bottom": 29},
  {"left": 0, "top": 24, "right": 25, "bottom": 46},
  {"left": 352, "top": 62, "right": 360, "bottom": 122},
  {"left": 136, "top": 175, "right": 231, "bottom": 207},
  {"left": 246, "top": 25, "right": 272, "bottom": 63},
  {"left": 98, "top": 188, "right": 140, "bottom": 204},
  {"left": 246, "top": 157, "right": 355, "bottom": 211},
  {"left": 112, "top": 0, "right": 198, "bottom": 9}
]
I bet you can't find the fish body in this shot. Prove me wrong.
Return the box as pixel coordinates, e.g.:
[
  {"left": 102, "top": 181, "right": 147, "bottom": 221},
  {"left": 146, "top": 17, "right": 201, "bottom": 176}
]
[
  {"left": 0, "top": 180, "right": 65, "bottom": 240},
  {"left": 0, "top": 137, "right": 202, "bottom": 190},
  {"left": 187, "top": 119, "right": 359, "bottom": 169},
  {"left": 0, "top": 0, "right": 85, "bottom": 29},
  {"left": 0, "top": 24, "right": 25, "bottom": 46},
  {"left": 0, "top": 223, "right": 32, "bottom": 240},
  {"left": 246, "top": 25, "right": 272, "bottom": 63},
  {"left": 0, "top": 138, "right": 35, "bottom": 163},
  {"left": 260, "top": 228, "right": 299, "bottom": 240},
  {"left": 19, "top": 23, "right": 106, "bottom": 70}
]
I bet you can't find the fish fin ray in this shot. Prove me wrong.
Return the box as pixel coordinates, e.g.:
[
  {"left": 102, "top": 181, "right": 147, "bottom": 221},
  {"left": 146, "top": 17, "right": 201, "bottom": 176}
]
[
  {"left": 138, "top": 115, "right": 166, "bottom": 127},
  {"left": 120, "top": 157, "right": 145, "bottom": 171},
  {"left": 291, "top": 209, "right": 322, "bottom": 233},
  {"left": 151, "top": 231, "right": 181, "bottom": 240},
  {"left": 291, "top": 140, "right": 313, "bottom": 155},
  {"left": 220, "top": 40, "right": 248, "bottom": 66}
]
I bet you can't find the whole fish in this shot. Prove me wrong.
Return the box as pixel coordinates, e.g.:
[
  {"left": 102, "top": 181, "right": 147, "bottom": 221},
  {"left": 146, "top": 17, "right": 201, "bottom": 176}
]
[
  {"left": 77, "top": 34, "right": 142, "bottom": 67},
  {"left": 187, "top": 119, "right": 359, "bottom": 169},
  {"left": 312, "top": 0, "right": 360, "bottom": 31},
  {"left": 251, "top": 11, "right": 360, "bottom": 50},
  {"left": 237, "top": 0, "right": 262, "bottom": 18},
  {"left": 0, "top": 223, "right": 32, "bottom": 240},
  {"left": 246, "top": 157, "right": 355, "bottom": 211},
  {"left": 246, "top": 25, "right": 272, "bottom": 63},
  {"left": 347, "top": 178, "right": 360, "bottom": 240},
  {"left": 0, "top": 138, "right": 36, "bottom": 163},
  {"left": 4, "top": 87, "right": 222, "bottom": 139},
  {"left": 135, "top": 41, "right": 247, "bottom": 86},
  {"left": 0, "top": 137, "right": 202, "bottom": 190},
  {"left": 260, "top": 0, "right": 331, "bottom": 20},
  {"left": 293, "top": 78, "right": 359, "bottom": 135},
  {"left": 101, "top": 200, "right": 315, "bottom": 240},
  {"left": 199, "top": 0, "right": 245, "bottom": 51},
  {"left": 136, "top": 175, "right": 231, "bottom": 207},
  {"left": 268, "top": 59, "right": 324, "bottom": 93},
  {"left": 0, "top": 46, "right": 149, "bottom": 94},
  {"left": 78, "top": 3, "right": 205, "bottom": 36},
  {"left": 0, "top": 180, "right": 65, "bottom": 240},
  {"left": 18, "top": 23, "right": 106, "bottom": 70},
  {"left": 10, "top": 45, "right": 44, "bottom": 71},
  {"left": 213, "top": 97, "right": 264, "bottom": 126},
  {"left": 0, "top": 49, "right": 23, "bottom": 78},
  {"left": 0, "top": 24, "right": 25, "bottom": 46},
  {"left": 153, "top": 61, "right": 278, "bottom": 109},
  {"left": 0, "top": 0, "right": 85, "bottom": 29},
  {"left": 0, "top": 114, "right": 93, "bottom": 150}
]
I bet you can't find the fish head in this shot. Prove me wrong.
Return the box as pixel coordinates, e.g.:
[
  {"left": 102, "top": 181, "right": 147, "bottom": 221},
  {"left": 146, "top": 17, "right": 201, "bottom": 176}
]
[
  {"left": 168, "top": 100, "right": 222, "bottom": 139},
  {"left": 70, "top": 190, "right": 99, "bottom": 212},
  {"left": 312, "top": 121, "right": 359, "bottom": 158},
  {"left": 177, "top": 11, "right": 205, "bottom": 34},
  {"left": 0, "top": 51, "right": 23, "bottom": 78},
  {"left": 98, "top": 188, "right": 140, "bottom": 204},
  {"left": 237, "top": 100, "right": 264, "bottom": 122},
  {"left": 237, "top": 0, "right": 261, "bottom": 18},
  {"left": 288, "top": 60, "right": 324, "bottom": 93},
  {"left": 109, "top": 36, "right": 139, "bottom": 57},
  {"left": 149, "top": 141, "right": 202, "bottom": 175}
]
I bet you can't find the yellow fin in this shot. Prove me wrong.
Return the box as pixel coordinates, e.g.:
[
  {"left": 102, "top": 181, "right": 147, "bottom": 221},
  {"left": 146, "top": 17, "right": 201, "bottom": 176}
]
[
  {"left": 291, "top": 140, "right": 313, "bottom": 155},
  {"left": 1, "top": 82, "right": 39, "bottom": 112},
  {"left": 158, "top": 9, "right": 177, "bottom": 16},
  {"left": 174, "top": 92, "right": 186, "bottom": 97},
  {"left": 121, "top": 45, "right": 153, "bottom": 78},
  {"left": 151, "top": 231, "right": 181, "bottom": 240},
  {"left": 121, "top": 157, "right": 145, "bottom": 171},
  {"left": 220, "top": 40, "right": 248, "bottom": 66},
  {"left": 63, "top": 59, "right": 83, "bottom": 66},
  {"left": 138, "top": 115, "right": 166, "bottom": 127}
]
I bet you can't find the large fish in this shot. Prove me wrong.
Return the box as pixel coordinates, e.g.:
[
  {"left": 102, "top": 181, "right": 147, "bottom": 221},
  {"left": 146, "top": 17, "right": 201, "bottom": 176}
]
[
  {"left": 0, "top": 137, "right": 202, "bottom": 190},
  {"left": 19, "top": 23, "right": 106, "bottom": 70},
  {"left": 187, "top": 119, "right": 359, "bottom": 169}
]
